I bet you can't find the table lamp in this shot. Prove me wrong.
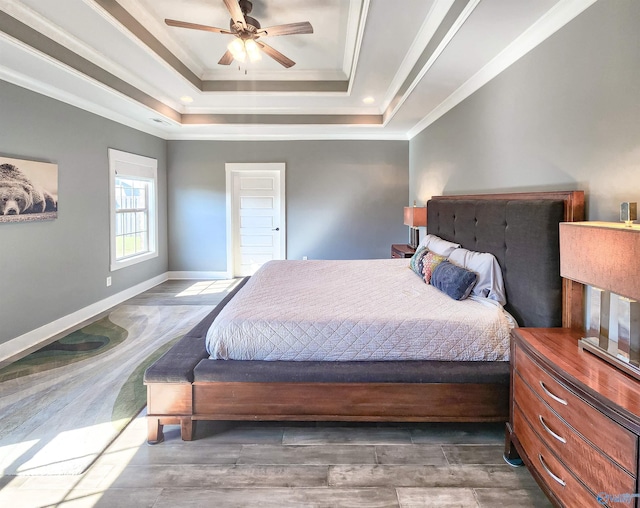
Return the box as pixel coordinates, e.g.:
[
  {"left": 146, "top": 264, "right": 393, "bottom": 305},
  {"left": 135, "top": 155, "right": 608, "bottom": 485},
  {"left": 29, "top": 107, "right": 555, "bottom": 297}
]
[
  {"left": 404, "top": 203, "right": 427, "bottom": 249},
  {"left": 559, "top": 217, "right": 640, "bottom": 380}
]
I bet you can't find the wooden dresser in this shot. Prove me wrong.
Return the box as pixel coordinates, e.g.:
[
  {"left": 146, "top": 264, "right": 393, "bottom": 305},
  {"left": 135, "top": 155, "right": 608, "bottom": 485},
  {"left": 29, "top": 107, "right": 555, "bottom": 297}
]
[{"left": 505, "top": 328, "right": 640, "bottom": 508}]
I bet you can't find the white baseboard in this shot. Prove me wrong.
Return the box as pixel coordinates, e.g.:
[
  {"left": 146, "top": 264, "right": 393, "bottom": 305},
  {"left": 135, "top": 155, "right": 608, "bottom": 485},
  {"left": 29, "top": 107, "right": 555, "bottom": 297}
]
[
  {"left": 0, "top": 273, "right": 169, "bottom": 365},
  {"left": 168, "top": 271, "right": 230, "bottom": 280}
]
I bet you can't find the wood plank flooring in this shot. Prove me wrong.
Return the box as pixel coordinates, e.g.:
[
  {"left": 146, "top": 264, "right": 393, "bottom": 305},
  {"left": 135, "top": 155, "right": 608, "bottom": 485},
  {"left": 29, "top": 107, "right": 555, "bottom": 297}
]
[
  {"left": 0, "top": 280, "right": 550, "bottom": 507},
  {"left": 0, "top": 415, "right": 550, "bottom": 507}
]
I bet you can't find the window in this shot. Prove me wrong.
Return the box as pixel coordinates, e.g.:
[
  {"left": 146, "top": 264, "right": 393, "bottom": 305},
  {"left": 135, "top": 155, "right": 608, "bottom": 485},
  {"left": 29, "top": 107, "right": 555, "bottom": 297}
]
[{"left": 109, "top": 149, "right": 158, "bottom": 271}]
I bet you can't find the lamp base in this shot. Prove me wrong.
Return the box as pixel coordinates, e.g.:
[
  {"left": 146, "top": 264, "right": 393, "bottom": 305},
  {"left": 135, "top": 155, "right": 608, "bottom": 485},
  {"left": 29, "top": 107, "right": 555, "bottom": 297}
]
[
  {"left": 409, "top": 228, "right": 420, "bottom": 250},
  {"left": 578, "top": 336, "right": 640, "bottom": 381}
]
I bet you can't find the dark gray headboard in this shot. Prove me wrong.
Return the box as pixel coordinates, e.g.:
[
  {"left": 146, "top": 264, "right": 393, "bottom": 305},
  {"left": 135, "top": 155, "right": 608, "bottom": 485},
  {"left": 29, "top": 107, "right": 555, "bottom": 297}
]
[{"left": 427, "top": 192, "right": 584, "bottom": 328}]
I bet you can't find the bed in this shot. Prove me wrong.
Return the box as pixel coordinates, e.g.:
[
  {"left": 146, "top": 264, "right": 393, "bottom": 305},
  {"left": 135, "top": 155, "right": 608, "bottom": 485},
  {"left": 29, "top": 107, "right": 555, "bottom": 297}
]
[{"left": 144, "top": 190, "right": 584, "bottom": 443}]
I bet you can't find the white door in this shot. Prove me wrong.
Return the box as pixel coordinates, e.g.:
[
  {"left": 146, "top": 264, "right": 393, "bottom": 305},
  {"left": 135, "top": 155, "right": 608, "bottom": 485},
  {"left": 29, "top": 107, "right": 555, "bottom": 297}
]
[{"left": 226, "top": 163, "right": 285, "bottom": 277}]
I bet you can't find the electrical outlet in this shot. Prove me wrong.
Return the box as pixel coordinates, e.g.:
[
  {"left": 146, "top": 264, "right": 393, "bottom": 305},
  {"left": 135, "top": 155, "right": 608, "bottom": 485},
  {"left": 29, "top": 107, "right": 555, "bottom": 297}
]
[
  {"left": 106, "top": 276, "right": 112, "bottom": 287},
  {"left": 302, "top": 256, "right": 308, "bottom": 260}
]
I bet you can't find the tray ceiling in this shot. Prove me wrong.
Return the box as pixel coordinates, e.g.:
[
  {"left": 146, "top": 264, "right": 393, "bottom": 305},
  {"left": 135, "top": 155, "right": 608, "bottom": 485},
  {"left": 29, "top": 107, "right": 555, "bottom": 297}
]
[{"left": 0, "top": 0, "right": 596, "bottom": 139}]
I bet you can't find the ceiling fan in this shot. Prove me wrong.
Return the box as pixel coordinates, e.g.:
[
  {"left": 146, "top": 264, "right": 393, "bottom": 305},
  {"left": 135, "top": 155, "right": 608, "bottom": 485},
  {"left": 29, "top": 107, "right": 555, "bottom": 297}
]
[{"left": 165, "top": 0, "right": 313, "bottom": 68}]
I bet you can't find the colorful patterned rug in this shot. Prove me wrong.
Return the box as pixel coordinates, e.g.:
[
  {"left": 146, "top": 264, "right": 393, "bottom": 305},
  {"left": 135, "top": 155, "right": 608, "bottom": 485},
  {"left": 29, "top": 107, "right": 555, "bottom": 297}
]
[{"left": 0, "top": 295, "right": 219, "bottom": 475}]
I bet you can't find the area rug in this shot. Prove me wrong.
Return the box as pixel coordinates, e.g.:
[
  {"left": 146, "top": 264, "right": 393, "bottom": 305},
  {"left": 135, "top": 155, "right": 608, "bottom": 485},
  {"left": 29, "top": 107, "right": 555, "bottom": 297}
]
[{"left": 0, "top": 301, "right": 216, "bottom": 475}]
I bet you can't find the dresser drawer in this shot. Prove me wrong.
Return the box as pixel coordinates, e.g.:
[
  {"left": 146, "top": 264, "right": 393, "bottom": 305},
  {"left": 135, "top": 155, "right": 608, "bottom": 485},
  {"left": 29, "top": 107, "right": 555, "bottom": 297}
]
[
  {"left": 515, "top": 345, "right": 638, "bottom": 473},
  {"left": 514, "top": 372, "right": 636, "bottom": 498},
  {"left": 514, "top": 405, "right": 603, "bottom": 508}
]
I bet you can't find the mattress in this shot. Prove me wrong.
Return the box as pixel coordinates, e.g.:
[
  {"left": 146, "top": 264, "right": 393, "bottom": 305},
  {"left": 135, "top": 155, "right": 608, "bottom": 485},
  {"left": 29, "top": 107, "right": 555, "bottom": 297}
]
[{"left": 205, "top": 259, "right": 514, "bottom": 362}]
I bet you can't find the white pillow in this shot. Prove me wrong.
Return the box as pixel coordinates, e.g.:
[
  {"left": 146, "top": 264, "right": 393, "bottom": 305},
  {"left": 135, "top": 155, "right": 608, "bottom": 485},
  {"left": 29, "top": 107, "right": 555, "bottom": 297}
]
[
  {"left": 448, "top": 247, "right": 506, "bottom": 305},
  {"left": 419, "top": 234, "right": 461, "bottom": 257}
]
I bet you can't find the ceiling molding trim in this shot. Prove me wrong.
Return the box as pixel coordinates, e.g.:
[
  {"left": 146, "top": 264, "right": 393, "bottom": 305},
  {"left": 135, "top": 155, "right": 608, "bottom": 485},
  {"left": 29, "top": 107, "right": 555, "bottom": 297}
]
[
  {"left": 0, "top": 10, "right": 182, "bottom": 123},
  {"left": 0, "top": 0, "right": 172, "bottom": 105},
  {"left": 382, "top": 0, "right": 478, "bottom": 126},
  {"left": 344, "top": 0, "right": 370, "bottom": 95},
  {"left": 382, "top": 0, "right": 455, "bottom": 113},
  {"left": 184, "top": 105, "right": 380, "bottom": 115},
  {"left": 165, "top": 131, "right": 408, "bottom": 142},
  {"left": 181, "top": 113, "right": 383, "bottom": 126},
  {"left": 406, "top": 0, "right": 599, "bottom": 139},
  {"left": 201, "top": 79, "right": 349, "bottom": 93},
  {"left": 0, "top": 62, "right": 169, "bottom": 139},
  {"left": 201, "top": 69, "right": 348, "bottom": 82},
  {"left": 107, "top": 0, "right": 206, "bottom": 76},
  {"left": 91, "top": 0, "right": 202, "bottom": 89}
]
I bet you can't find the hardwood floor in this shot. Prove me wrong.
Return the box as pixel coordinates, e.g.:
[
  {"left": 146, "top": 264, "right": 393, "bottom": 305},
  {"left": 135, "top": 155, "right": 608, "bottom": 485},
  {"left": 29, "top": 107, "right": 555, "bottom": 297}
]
[
  {"left": 0, "top": 280, "right": 550, "bottom": 507},
  {"left": 0, "top": 416, "right": 550, "bottom": 507}
]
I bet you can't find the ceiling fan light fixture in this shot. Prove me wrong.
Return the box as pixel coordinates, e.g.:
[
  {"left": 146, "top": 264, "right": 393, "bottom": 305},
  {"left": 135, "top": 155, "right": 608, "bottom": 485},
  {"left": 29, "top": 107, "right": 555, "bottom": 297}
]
[
  {"left": 244, "top": 39, "right": 262, "bottom": 62},
  {"left": 228, "top": 38, "right": 246, "bottom": 62},
  {"left": 167, "top": 0, "right": 312, "bottom": 68}
]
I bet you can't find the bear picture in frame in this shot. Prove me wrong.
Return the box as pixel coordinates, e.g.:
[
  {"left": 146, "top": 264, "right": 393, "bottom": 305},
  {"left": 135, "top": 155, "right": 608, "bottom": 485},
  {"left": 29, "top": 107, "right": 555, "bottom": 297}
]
[{"left": 0, "top": 156, "right": 58, "bottom": 223}]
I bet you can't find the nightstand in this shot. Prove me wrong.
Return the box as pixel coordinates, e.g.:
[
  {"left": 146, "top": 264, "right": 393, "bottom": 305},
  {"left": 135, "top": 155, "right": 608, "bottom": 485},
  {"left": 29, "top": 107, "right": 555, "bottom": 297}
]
[
  {"left": 391, "top": 244, "right": 415, "bottom": 259},
  {"left": 505, "top": 328, "right": 640, "bottom": 508}
]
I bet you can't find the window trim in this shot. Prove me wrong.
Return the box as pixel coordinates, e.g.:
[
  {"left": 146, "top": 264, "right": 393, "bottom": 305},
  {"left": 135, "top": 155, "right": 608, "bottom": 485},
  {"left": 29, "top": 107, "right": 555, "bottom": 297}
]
[{"left": 108, "top": 148, "right": 158, "bottom": 271}]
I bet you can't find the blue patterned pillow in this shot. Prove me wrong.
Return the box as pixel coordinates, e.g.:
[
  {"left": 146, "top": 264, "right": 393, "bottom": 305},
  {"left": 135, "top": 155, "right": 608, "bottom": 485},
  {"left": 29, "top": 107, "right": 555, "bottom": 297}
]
[{"left": 430, "top": 260, "right": 478, "bottom": 300}]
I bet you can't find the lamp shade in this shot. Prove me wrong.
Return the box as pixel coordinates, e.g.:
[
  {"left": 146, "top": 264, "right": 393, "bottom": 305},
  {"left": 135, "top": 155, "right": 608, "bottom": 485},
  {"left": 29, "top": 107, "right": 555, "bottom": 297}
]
[
  {"left": 559, "top": 222, "right": 640, "bottom": 301},
  {"left": 404, "top": 206, "right": 427, "bottom": 228}
]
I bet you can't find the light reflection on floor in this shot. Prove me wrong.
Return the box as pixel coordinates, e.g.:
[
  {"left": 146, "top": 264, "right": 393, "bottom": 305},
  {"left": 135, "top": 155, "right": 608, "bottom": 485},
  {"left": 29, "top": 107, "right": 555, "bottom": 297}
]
[{"left": 175, "top": 280, "right": 238, "bottom": 297}]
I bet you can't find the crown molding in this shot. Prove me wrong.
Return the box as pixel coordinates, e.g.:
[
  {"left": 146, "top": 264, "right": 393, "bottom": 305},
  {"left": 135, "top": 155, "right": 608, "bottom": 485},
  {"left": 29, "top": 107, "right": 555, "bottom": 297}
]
[
  {"left": 1, "top": 0, "right": 175, "bottom": 107},
  {"left": 165, "top": 130, "right": 409, "bottom": 141},
  {"left": 344, "top": 0, "right": 369, "bottom": 96},
  {"left": 382, "top": 0, "right": 455, "bottom": 112},
  {"left": 105, "top": 0, "right": 206, "bottom": 77},
  {"left": 407, "top": 0, "right": 598, "bottom": 139},
  {"left": 383, "top": 0, "right": 481, "bottom": 127}
]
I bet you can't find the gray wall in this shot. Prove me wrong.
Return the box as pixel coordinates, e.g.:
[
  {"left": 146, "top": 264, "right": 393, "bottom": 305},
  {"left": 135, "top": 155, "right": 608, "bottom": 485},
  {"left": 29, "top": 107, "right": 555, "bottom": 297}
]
[
  {"left": 167, "top": 140, "right": 409, "bottom": 270},
  {"left": 0, "top": 81, "right": 168, "bottom": 345},
  {"left": 409, "top": 0, "right": 640, "bottom": 221}
]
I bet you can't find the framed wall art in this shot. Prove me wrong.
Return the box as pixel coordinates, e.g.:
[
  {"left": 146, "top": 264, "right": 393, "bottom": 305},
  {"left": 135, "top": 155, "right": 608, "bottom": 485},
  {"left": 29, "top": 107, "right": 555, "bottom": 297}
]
[{"left": 0, "top": 156, "right": 58, "bottom": 223}]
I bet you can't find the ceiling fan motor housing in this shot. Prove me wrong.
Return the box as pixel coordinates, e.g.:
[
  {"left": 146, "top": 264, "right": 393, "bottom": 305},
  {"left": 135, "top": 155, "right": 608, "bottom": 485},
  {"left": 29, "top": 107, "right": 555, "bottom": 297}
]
[
  {"left": 239, "top": 0, "right": 253, "bottom": 15},
  {"left": 231, "top": 0, "right": 261, "bottom": 36}
]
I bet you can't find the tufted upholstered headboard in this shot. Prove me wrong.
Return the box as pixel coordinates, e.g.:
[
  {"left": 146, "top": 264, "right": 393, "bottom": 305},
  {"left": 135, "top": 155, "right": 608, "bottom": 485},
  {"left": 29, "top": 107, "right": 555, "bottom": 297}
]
[{"left": 427, "top": 191, "right": 584, "bottom": 328}]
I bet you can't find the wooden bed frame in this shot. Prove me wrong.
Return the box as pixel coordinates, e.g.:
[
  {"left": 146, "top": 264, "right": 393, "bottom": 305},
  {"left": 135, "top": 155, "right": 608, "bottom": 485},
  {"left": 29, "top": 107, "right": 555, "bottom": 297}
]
[{"left": 145, "top": 191, "right": 584, "bottom": 443}]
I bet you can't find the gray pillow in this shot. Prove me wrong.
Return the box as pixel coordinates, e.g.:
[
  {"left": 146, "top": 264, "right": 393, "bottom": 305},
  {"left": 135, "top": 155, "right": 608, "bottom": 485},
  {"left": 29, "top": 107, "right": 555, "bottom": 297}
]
[{"left": 430, "top": 260, "right": 478, "bottom": 300}]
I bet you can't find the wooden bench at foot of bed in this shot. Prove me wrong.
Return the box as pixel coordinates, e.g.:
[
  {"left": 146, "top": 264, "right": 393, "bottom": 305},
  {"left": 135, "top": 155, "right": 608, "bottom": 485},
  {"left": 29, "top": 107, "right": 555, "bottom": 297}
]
[
  {"left": 148, "top": 382, "right": 509, "bottom": 444},
  {"left": 146, "top": 363, "right": 510, "bottom": 444}
]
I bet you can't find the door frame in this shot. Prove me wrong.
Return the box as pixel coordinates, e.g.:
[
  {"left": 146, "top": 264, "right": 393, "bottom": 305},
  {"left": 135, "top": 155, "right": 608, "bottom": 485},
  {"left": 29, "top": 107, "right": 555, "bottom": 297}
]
[{"left": 225, "top": 162, "right": 286, "bottom": 277}]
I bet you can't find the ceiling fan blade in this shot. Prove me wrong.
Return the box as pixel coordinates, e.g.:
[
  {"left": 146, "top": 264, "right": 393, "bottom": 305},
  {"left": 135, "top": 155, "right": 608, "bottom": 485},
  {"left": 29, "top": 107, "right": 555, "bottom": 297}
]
[
  {"left": 256, "top": 41, "right": 295, "bottom": 68},
  {"left": 223, "top": 0, "right": 247, "bottom": 30},
  {"left": 165, "top": 18, "right": 233, "bottom": 34},
  {"left": 257, "top": 21, "right": 313, "bottom": 37},
  {"left": 218, "top": 50, "right": 234, "bottom": 65}
]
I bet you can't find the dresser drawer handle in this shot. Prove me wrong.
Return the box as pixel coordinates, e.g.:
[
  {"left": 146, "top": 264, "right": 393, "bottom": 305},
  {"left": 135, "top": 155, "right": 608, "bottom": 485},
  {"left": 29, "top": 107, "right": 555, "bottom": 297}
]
[
  {"left": 539, "top": 381, "right": 568, "bottom": 406},
  {"left": 539, "top": 415, "right": 567, "bottom": 444},
  {"left": 538, "top": 454, "right": 566, "bottom": 487}
]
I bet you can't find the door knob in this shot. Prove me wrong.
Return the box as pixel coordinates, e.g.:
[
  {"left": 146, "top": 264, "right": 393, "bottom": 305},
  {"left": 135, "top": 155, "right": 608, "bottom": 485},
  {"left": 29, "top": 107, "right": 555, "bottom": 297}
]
[{"left": 272, "top": 227, "right": 280, "bottom": 231}]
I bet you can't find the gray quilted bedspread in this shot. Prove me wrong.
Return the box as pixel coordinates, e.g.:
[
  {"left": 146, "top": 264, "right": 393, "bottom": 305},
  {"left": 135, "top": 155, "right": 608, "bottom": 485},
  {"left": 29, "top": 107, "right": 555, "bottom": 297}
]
[{"left": 205, "top": 259, "right": 513, "bottom": 362}]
